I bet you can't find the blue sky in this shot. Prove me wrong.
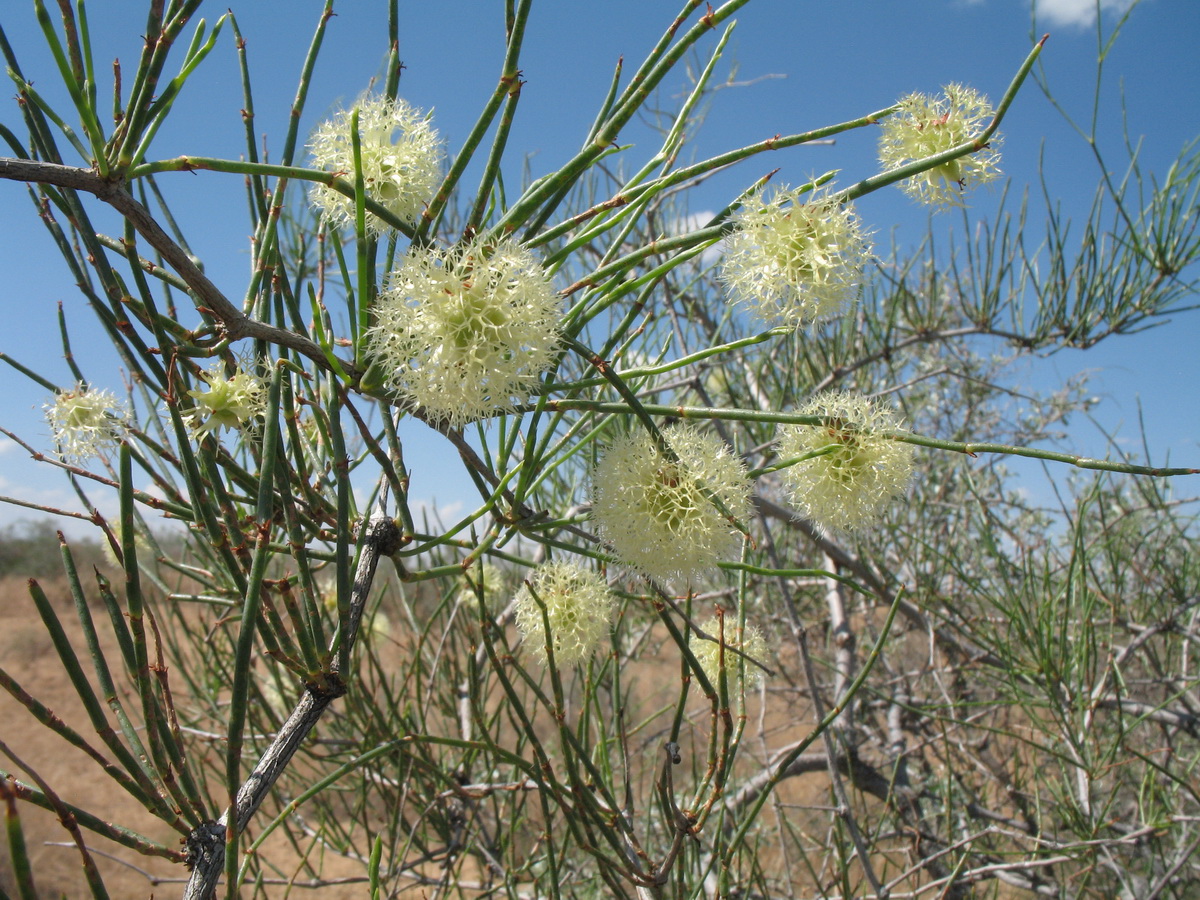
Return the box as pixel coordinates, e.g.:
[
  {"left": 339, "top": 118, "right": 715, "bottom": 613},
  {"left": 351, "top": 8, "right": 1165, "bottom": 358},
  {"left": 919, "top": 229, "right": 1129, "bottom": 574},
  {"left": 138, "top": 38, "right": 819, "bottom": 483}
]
[{"left": 0, "top": 0, "right": 1197, "bottom": 532}]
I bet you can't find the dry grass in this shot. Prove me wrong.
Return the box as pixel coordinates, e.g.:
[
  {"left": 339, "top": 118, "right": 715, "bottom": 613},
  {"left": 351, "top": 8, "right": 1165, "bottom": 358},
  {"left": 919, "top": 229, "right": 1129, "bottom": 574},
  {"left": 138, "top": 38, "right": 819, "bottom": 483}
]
[
  {"left": 1, "top": 568, "right": 1053, "bottom": 899},
  {"left": 0, "top": 575, "right": 181, "bottom": 897}
]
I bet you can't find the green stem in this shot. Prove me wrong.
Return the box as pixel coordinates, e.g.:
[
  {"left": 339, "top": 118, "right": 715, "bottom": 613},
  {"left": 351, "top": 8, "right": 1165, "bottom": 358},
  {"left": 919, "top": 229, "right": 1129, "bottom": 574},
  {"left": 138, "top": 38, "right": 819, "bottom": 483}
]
[{"left": 532, "top": 399, "right": 1197, "bottom": 477}]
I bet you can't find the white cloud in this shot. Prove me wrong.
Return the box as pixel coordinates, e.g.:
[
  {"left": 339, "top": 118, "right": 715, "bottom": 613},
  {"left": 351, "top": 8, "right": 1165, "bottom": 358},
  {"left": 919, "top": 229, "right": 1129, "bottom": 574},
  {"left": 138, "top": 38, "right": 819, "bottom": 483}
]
[
  {"left": 407, "top": 499, "right": 465, "bottom": 530},
  {"left": 667, "top": 210, "right": 723, "bottom": 267},
  {"left": 671, "top": 211, "right": 717, "bottom": 234},
  {"left": 1034, "top": 0, "right": 1138, "bottom": 29}
]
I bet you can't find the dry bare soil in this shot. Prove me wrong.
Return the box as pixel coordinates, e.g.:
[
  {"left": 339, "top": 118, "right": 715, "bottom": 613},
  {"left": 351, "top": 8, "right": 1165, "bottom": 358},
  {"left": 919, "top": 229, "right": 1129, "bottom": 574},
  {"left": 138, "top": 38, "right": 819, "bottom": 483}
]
[{"left": 1, "top": 571, "right": 390, "bottom": 899}]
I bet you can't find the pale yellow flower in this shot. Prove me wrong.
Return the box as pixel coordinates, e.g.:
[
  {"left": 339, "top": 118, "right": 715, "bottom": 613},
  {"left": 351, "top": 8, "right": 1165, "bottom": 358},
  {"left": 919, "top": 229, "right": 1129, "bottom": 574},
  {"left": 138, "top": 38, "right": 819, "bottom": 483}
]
[
  {"left": 693, "top": 615, "right": 768, "bottom": 693},
  {"left": 308, "top": 95, "right": 443, "bottom": 233},
  {"left": 459, "top": 562, "right": 507, "bottom": 612},
  {"left": 367, "top": 237, "right": 562, "bottom": 426},
  {"left": 878, "top": 83, "right": 1002, "bottom": 208},
  {"left": 101, "top": 521, "right": 154, "bottom": 571},
  {"left": 720, "top": 186, "right": 872, "bottom": 327},
  {"left": 592, "top": 424, "right": 751, "bottom": 583},
  {"left": 514, "top": 561, "right": 615, "bottom": 668},
  {"left": 184, "top": 364, "right": 265, "bottom": 438},
  {"left": 777, "top": 392, "right": 915, "bottom": 534},
  {"left": 44, "top": 384, "right": 127, "bottom": 462}
]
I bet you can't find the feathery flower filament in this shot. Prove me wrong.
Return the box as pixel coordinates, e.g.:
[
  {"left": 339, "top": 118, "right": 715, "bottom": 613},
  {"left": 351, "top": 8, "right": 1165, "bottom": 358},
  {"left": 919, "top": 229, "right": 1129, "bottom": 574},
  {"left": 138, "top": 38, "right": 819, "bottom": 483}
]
[
  {"left": 185, "top": 364, "right": 266, "bottom": 438},
  {"left": 878, "top": 83, "right": 1002, "bottom": 208},
  {"left": 591, "top": 424, "right": 751, "bottom": 583},
  {"left": 777, "top": 392, "right": 915, "bottom": 534},
  {"left": 460, "top": 562, "right": 507, "bottom": 613},
  {"left": 367, "top": 237, "right": 562, "bottom": 427},
  {"left": 720, "top": 185, "right": 872, "bottom": 328},
  {"left": 45, "top": 384, "right": 128, "bottom": 462},
  {"left": 513, "top": 560, "right": 615, "bottom": 668},
  {"left": 308, "top": 95, "right": 443, "bottom": 234},
  {"left": 694, "top": 615, "right": 768, "bottom": 694}
]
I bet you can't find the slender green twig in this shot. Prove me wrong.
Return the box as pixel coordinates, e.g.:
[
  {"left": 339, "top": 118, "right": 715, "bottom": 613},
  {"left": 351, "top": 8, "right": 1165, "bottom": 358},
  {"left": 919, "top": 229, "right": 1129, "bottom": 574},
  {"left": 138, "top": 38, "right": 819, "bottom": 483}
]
[{"left": 533, "top": 399, "right": 1197, "bottom": 477}]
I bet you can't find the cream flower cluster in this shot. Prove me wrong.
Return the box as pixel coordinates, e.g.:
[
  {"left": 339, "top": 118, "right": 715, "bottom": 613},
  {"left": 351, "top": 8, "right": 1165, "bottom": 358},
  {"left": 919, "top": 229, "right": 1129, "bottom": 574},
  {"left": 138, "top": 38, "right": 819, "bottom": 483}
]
[
  {"left": 367, "top": 237, "right": 562, "bottom": 427},
  {"left": 184, "top": 363, "right": 266, "bottom": 438},
  {"left": 777, "top": 391, "right": 915, "bottom": 534},
  {"left": 44, "top": 384, "right": 128, "bottom": 462},
  {"left": 513, "top": 560, "right": 615, "bottom": 668},
  {"left": 308, "top": 96, "right": 443, "bottom": 233},
  {"left": 720, "top": 186, "right": 872, "bottom": 328},
  {"left": 591, "top": 424, "right": 751, "bottom": 583},
  {"left": 101, "top": 520, "right": 155, "bottom": 571},
  {"left": 693, "top": 616, "right": 768, "bottom": 693},
  {"left": 878, "top": 83, "right": 1002, "bottom": 208},
  {"left": 459, "top": 561, "right": 508, "bottom": 612}
]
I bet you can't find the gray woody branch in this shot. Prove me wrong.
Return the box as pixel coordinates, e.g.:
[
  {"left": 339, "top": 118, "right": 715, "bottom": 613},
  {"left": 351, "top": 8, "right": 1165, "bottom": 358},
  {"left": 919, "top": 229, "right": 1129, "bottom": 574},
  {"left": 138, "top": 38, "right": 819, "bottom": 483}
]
[
  {"left": 181, "top": 509, "right": 401, "bottom": 900},
  {"left": 0, "top": 157, "right": 350, "bottom": 375}
]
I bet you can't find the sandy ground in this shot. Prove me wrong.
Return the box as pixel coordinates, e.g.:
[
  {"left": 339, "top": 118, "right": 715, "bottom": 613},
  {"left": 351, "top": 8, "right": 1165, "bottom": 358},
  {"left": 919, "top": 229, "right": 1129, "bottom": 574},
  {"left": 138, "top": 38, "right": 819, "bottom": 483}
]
[
  {"left": 1, "top": 575, "right": 184, "bottom": 897},
  {"left": 0, "top": 573, "right": 381, "bottom": 899},
  {"left": 2, "top": 570, "right": 996, "bottom": 900}
]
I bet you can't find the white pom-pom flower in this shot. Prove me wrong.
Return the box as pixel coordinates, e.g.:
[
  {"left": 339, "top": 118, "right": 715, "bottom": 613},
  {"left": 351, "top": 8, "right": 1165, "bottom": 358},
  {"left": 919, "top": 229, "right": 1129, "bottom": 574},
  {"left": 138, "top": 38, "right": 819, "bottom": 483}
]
[
  {"left": 777, "top": 391, "right": 915, "bottom": 534},
  {"left": 693, "top": 615, "right": 768, "bottom": 694},
  {"left": 591, "top": 424, "right": 751, "bottom": 583},
  {"left": 44, "top": 384, "right": 128, "bottom": 462},
  {"left": 308, "top": 95, "right": 443, "bottom": 233},
  {"left": 367, "top": 237, "right": 562, "bottom": 427},
  {"left": 514, "top": 560, "right": 615, "bottom": 668},
  {"left": 877, "top": 83, "right": 1002, "bottom": 208},
  {"left": 720, "top": 185, "right": 872, "bottom": 328},
  {"left": 459, "top": 561, "right": 508, "bottom": 613},
  {"left": 184, "top": 363, "right": 266, "bottom": 438}
]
